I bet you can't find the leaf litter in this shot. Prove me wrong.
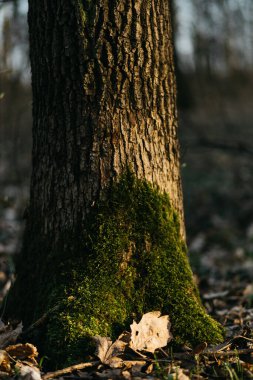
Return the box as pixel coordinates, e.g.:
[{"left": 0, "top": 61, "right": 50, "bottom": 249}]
[
  {"left": 0, "top": 257, "right": 253, "bottom": 378},
  {"left": 0, "top": 300, "right": 253, "bottom": 380},
  {"left": 0, "top": 320, "right": 41, "bottom": 379}
]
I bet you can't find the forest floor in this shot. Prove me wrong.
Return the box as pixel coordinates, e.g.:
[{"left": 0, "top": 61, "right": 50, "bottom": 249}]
[{"left": 0, "top": 195, "right": 253, "bottom": 379}]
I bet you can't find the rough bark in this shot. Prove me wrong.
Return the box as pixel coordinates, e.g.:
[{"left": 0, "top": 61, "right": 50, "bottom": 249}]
[
  {"left": 5, "top": 0, "right": 223, "bottom": 367},
  {"left": 26, "top": 0, "right": 184, "bottom": 236}
]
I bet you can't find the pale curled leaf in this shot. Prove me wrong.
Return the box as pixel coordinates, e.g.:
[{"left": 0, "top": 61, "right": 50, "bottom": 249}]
[{"left": 130, "top": 311, "right": 172, "bottom": 353}]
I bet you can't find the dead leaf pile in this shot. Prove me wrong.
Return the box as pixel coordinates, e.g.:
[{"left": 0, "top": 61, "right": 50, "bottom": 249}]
[
  {"left": 0, "top": 320, "right": 41, "bottom": 379},
  {"left": 85, "top": 312, "right": 174, "bottom": 378},
  {"left": 41, "top": 303, "right": 253, "bottom": 379},
  {"left": 0, "top": 303, "right": 252, "bottom": 379}
]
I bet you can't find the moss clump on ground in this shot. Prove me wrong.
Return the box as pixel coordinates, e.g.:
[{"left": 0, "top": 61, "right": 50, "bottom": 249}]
[{"left": 41, "top": 171, "right": 223, "bottom": 366}]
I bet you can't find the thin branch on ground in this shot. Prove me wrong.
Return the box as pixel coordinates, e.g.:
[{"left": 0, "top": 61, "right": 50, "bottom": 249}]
[{"left": 42, "top": 361, "right": 100, "bottom": 380}]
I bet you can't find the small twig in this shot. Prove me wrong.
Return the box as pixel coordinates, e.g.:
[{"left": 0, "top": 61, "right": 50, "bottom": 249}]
[
  {"left": 151, "top": 347, "right": 253, "bottom": 361},
  {"left": 202, "top": 348, "right": 253, "bottom": 357},
  {"left": 233, "top": 335, "right": 253, "bottom": 343},
  {"left": 204, "top": 340, "right": 232, "bottom": 353},
  {"left": 42, "top": 361, "right": 100, "bottom": 380},
  {"left": 152, "top": 353, "right": 192, "bottom": 361},
  {"left": 129, "top": 348, "right": 148, "bottom": 360},
  {"left": 158, "top": 347, "right": 170, "bottom": 358}
]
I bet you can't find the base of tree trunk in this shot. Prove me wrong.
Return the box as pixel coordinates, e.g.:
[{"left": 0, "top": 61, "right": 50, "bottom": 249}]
[{"left": 5, "top": 172, "right": 223, "bottom": 367}]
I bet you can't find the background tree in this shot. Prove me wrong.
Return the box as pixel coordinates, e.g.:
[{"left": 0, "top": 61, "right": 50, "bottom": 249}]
[
  {"left": 191, "top": 0, "right": 253, "bottom": 74},
  {"left": 5, "top": 0, "right": 223, "bottom": 367},
  {"left": 0, "top": 0, "right": 31, "bottom": 277},
  {"left": 177, "top": 0, "right": 253, "bottom": 254}
]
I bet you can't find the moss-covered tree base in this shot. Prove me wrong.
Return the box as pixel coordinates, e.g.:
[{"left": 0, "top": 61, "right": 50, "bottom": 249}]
[{"left": 7, "top": 173, "right": 224, "bottom": 367}]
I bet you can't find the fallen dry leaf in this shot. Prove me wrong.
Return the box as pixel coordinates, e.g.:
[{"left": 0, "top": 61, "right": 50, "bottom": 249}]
[
  {"left": 192, "top": 342, "right": 207, "bottom": 355},
  {"left": 121, "top": 370, "right": 131, "bottom": 379},
  {"left": 130, "top": 311, "right": 172, "bottom": 353},
  {"left": 94, "top": 336, "right": 112, "bottom": 363},
  {"left": 123, "top": 360, "right": 146, "bottom": 370},
  {"left": 145, "top": 363, "right": 154, "bottom": 374},
  {"left": 93, "top": 333, "right": 128, "bottom": 368},
  {"left": 0, "top": 349, "right": 11, "bottom": 373},
  {"left": 6, "top": 343, "right": 38, "bottom": 360},
  {"left": 0, "top": 321, "right": 23, "bottom": 348}
]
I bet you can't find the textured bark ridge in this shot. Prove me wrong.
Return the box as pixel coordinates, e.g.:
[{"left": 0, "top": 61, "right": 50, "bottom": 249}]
[
  {"left": 27, "top": 0, "right": 184, "bottom": 237},
  {"left": 5, "top": 0, "right": 223, "bottom": 367}
]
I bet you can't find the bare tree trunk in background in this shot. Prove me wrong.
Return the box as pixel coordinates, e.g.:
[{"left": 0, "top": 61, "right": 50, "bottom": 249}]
[{"left": 5, "top": 0, "right": 223, "bottom": 367}]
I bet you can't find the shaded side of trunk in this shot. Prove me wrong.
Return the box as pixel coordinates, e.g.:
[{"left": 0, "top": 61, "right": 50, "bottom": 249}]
[{"left": 5, "top": 0, "right": 223, "bottom": 367}]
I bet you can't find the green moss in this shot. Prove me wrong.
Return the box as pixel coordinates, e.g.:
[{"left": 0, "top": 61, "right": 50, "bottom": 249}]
[{"left": 41, "top": 171, "right": 223, "bottom": 366}]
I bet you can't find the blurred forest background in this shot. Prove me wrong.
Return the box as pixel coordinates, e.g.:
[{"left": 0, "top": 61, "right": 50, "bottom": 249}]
[{"left": 0, "top": 0, "right": 253, "bottom": 295}]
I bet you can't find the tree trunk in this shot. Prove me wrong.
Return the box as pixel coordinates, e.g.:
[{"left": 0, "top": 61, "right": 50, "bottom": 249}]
[{"left": 5, "top": 0, "right": 223, "bottom": 367}]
